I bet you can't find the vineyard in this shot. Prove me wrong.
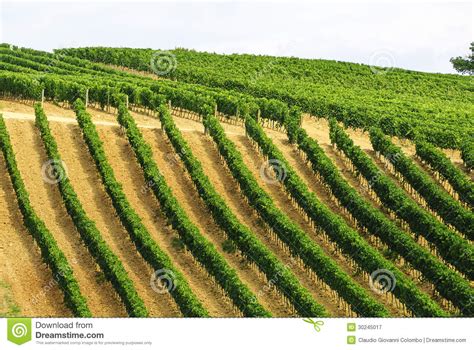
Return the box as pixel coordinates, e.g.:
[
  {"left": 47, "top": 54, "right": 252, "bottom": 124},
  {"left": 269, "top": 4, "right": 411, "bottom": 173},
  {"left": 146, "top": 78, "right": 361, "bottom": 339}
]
[{"left": 0, "top": 44, "right": 472, "bottom": 318}]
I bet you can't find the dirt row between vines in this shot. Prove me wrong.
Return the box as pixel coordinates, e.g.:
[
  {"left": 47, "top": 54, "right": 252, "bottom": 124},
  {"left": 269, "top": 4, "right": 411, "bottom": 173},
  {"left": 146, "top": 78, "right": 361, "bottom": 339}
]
[
  {"left": 4, "top": 119, "right": 126, "bottom": 317},
  {"left": 177, "top": 124, "right": 346, "bottom": 316},
  {"left": 0, "top": 100, "right": 465, "bottom": 317},
  {"left": 0, "top": 152, "right": 68, "bottom": 317},
  {"left": 262, "top": 126, "right": 453, "bottom": 314},
  {"left": 95, "top": 125, "right": 239, "bottom": 317},
  {"left": 49, "top": 122, "right": 180, "bottom": 317},
  {"left": 141, "top": 128, "right": 296, "bottom": 316}
]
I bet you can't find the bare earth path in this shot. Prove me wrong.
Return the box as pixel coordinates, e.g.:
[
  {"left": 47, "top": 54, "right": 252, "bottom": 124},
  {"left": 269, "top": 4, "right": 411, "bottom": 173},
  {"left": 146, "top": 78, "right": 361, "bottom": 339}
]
[
  {"left": 96, "top": 124, "right": 238, "bottom": 317},
  {"left": 0, "top": 153, "right": 68, "bottom": 317},
  {"left": 0, "top": 101, "right": 465, "bottom": 317},
  {"left": 4, "top": 119, "right": 126, "bottom": 317},
  {"left": 142, "top": 128, "right": 296, "bottom": 317},
  {"left": 178, "top": 126, "right": 347, "bottom": 316},
  {"left": 50, "top": 122, "right": 179, "bottom": 317},
  {"left": 227, "top": 132, "right": 407, "bottom": 316}
]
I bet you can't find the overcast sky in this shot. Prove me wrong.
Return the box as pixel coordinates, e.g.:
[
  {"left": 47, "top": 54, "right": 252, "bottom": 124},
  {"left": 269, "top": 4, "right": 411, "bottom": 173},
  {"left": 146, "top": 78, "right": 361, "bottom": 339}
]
[{"left": 0, "top": 1, "right": 472, "bottom": 74}]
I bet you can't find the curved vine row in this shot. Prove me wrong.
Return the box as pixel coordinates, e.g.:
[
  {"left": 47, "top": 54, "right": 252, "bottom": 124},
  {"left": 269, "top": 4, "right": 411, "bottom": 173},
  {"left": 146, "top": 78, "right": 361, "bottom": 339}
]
[
  {"left": 0, "top": 114, "right": 91, "bottom": 317},
  {"left": 369, "top": 128, "right": 474, "bottom": 240},
  {"left": 291, "top": 126, "right": 473, "bottom": 315},
  {"left": 116, "top": 103, "right": 271, "bottom": 317},
  {"left": 329, "top": 120, "right": 474, "bottom": 280},
  {"left": 245, "top": 116, "right": 447, "bottom": 317},
  {"left": 34, "top": 103, "right": 148, "bottom": 317},
  {"left": 415, "top": 141, "right": 473, "bottom": 208},
  {"left": 73, "top": 99, "right": 209, "bottom": 317}
]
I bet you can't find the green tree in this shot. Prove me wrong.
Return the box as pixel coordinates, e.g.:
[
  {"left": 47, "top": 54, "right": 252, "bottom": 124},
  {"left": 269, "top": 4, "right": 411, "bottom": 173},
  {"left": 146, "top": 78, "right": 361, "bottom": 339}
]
[{"left": 450, "top": 42, "right": 474, "bottom": 75}]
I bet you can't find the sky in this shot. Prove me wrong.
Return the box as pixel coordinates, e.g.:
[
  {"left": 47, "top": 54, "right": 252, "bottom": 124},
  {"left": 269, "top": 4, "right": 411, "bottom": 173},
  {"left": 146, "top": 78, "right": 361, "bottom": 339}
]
[{"left": 0, "top": 0, "right": 472, "bottom": 74}]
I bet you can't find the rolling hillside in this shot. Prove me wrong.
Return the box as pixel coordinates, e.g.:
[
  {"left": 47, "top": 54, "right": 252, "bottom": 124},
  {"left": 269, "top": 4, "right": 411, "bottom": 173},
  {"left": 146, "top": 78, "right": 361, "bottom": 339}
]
[{"left": 0, "top": 44, "right": 472, "bottom": 318}]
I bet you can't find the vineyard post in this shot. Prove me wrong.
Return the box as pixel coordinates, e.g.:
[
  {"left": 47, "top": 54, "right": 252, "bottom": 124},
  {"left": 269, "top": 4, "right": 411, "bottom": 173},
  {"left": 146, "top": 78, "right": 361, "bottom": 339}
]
[
  {"left": 41, "top": 89, "right": 45, "bottom": 107},
  {"left": 85, "top": 89, "right": 89, "bottom": 108}
]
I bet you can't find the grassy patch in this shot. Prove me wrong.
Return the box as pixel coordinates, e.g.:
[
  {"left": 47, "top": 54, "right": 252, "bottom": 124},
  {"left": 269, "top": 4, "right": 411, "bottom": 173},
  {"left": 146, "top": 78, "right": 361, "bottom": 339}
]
[{"left": 0, "top": 281, "right": 21, "bottom": 317}]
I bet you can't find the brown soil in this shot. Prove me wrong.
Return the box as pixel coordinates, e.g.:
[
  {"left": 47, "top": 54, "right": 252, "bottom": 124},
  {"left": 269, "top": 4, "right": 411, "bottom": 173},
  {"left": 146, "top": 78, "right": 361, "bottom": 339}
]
[
  {"left": 0, "top": 153, "right": 69, "bottom": 317},
  {"left": 141, "top": 128, "right": 296, "bottom": 317},
  {"left": 0, "top": 99, "right": 161, "bottom": 128},
  {"left": 302, "top": 115, "right": 465, "bottom": 234},
  {"left": 95, "top": 124, "right": 238, "bottom": 317},
  {"left": 265, "top": 126, "right": 448, "bottom": 311},
  {"left": 301, "top": 115, "right": 464, "bottom": 165},
  {"left": 178, "top": 127, "right": 347, "bottom": 317},
  {"left": 0, "top": 99, "right": 465, "bottom": 317},
  {"left": 411, "top": 156, "right": 467, "bottom": 203},
  {"left": 49, "top": 122, "right": 180, "bottom": 317},
  {"left": 226, "top": 131, "right": 407, "bottom": 317},
  {"left": 4, "top": 119, "right": 126, "bottom": 317}
]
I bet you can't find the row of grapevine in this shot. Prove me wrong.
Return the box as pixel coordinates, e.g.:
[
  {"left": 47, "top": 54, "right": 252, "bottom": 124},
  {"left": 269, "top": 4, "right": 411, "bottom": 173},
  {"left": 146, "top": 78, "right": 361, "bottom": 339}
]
[
  {"left": 415, "top": 141, "right": 473, "bottom": 207},
  {"left": 0, "top": 61, "right": 36, "bottom": 74},
  {"left": 0, "top": 70, "right": 157, "bottom": 111},
  {"left": 116, "top": 103, "right": 271, "bottom": 317},
  {"left": 0, "top": 47, "right": 294, "bottom": 125},
  {"left": 244, "top": 116, "right": 447, "bottom": 317},
  {"left": 329, "top": 121, "right": 474, "bottom": 279},
  {"left": 202, "top": 112, "right": 389, "bottom": 317},
  {"left": 369, "top": 128, "right": 474, "bottom": 240},
  {"left": 73, "top": 99, "right": 209, "bottom": 317},
  {"left": 0, "top": 47, "right": 119, "bottom": 78},
  {"left": 0, "top": 71, "right": 43, "bottom": 100},
  {"left": 290, "top": 126, "right": 473, "bottom": 315},
  {"left": 158, "top": 103, "right": 331, "bottom": 317},
  {"left": 34, "top": 103, "right": 148, "bottom": 317},
  {"left": 460, "top": 141, "right": 474, "bottom": 171},
  {"left": 2, "top": 45, "right": 471, "bottom": 318},
  {"left": 0, "top": 114, "right": 91, "bottom": 317},
  {"left": 0, "top": 53, "right": 72, "bottom": 76},
  {"left": 55, "top": 46, "right": 473, "bottom": 149}
]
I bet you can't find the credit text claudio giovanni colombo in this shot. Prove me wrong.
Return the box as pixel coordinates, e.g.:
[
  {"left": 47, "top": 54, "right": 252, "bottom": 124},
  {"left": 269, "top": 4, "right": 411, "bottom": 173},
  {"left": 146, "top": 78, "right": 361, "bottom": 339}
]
[{"left": 357, "top": 337, "right": 467, "bottom": 344}]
